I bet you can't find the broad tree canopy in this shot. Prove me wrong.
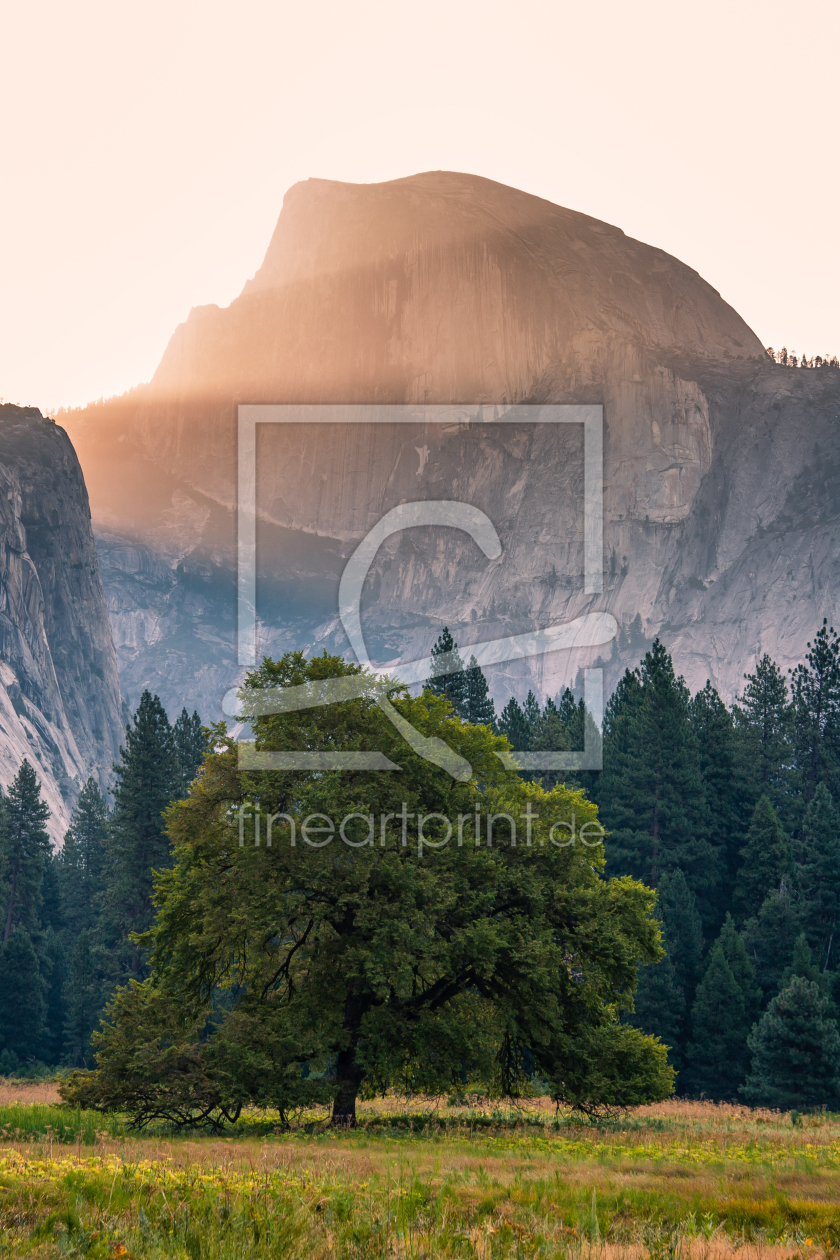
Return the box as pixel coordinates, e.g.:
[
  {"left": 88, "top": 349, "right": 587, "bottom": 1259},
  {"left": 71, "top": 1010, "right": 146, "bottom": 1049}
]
[{"left": 65, "top": 652, "right": 672, "bottom": 1127}]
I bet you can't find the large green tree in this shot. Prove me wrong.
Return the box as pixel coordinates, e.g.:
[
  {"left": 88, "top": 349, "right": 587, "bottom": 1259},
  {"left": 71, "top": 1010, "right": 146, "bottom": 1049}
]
[{"left": 65, "top": 652, "right": 673, "bottom": 1128}]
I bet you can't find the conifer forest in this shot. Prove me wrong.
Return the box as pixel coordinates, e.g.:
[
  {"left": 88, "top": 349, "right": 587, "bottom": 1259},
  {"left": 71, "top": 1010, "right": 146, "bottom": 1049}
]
[{"left": 2, "top": 620, "right": 839, "bottom": 1115}]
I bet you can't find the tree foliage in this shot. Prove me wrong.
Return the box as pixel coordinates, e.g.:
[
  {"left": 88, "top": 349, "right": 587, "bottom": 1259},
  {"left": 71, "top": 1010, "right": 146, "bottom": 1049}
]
[
  {"left": 63, "top": 651, "right": 672, "bottom": 1127},
  {"left": 743, "top": 977, "right": 840, "bottom": 1111},
  {"left": 103, "top": 691, "right": 181, "bottom": 977},
  {"left": 597, "top": 642, "right": 716, "bottom": 919},
  {"left": 424, "top": 627, "right": 468, "bottom": 715},
  {"left": 732, "top": 796, "right": 791, "bottom": 924},
  {"left": 1, "top": 761, "right": 51, "bottom": 944}
]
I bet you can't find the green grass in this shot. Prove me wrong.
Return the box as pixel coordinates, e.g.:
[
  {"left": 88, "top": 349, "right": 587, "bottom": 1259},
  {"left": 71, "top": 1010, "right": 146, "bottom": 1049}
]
[
  {"left": 0, "top": 1103, "right": 127, "bottom": 1146},
  {"left": 2, "top": 1100, "right": 840, "bottom": 1256}
]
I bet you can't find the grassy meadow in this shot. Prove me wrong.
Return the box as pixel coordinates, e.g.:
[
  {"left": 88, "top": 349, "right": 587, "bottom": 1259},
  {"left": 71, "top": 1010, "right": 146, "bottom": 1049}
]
[{"left": 1, "top": 1088, "right": 840, "bottom": 1257}]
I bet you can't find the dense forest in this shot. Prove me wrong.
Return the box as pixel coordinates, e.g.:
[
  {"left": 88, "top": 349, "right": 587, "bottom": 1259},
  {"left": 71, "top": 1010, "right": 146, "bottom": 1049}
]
[
  {"left": 0, "top": 700, "right": 206, "bottom": 1076},
  {"left": 2, "top": 618, "right": 839, "bottom": 1111},
  {"left": 422, "top": 619, "right": 840, "bottom": 1107}
]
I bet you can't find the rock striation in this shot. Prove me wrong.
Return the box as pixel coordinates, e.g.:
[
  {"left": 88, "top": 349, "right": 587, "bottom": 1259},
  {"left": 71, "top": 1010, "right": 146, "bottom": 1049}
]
[
  {"left": 0, "top": 405, "right": 124, "bottom": 839},
  {"left": 64, "top": 173, "right": 840, "bottom": 718}
]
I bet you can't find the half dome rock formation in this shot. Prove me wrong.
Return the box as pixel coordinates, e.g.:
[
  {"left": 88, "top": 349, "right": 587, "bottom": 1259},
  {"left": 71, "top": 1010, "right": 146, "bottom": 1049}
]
[
  {"left": 0, "top": 405, "right": 124, "bottom": 840},
  {"left": 64, "top": 173, "right": 840, "bottom": 719}
]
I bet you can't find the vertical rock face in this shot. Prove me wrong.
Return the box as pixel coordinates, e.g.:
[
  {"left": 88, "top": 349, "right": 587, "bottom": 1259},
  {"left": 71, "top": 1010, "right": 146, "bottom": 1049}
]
[
  {"left": 0, "top": 405, "right": 123, "bottom": 840},
  {"left": 64, "top": 173, "right": 840, "bottom": 717}
]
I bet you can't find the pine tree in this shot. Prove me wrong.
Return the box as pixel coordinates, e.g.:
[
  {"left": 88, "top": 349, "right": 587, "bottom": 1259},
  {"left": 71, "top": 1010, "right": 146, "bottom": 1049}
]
[
  {"left": 497, "top": 697, "right": 531, "bottom": 751},
  {"left": 39, "top": 926, "right": 66, "bottom": 1064},
  {"left": 732, "top": 654, "right": 793, "bottom": 815},
  {"left": 625, "top": 872, "right": 703, "bottom": 1081},
  {"left": 658, "top": 870, "right": 704, "bottom": 1000},
  {"left": 463, "top": 657, "right": 496, "bottom": 727},
  {"left": 686, "top": 946, "right": 749, "bottom": 1100},
  {"left": 103, "top": 691, "right": 180, "bottom": 976},
  {"left": 59, "top": 778, "right": 109, "bottom": 940},
  {"left": 523, "top": 691, "right": 541, "bottom": 729},
  {"left": 557, "top": 688, "right": 585, "bottom": 743},
  {"left": 742, "top": 976, "right": 840, "bottom": 1111},
  {"left": 686, "top": 910, "right": 763, "bottom": 1099},
  {"left": 40, "top": 853, "right": 63, "bottom": 936},
  {"left": 173, "top": 709, "right": 207, "bottom": 793},
  {"left": 63, "top": 929, "right": 101, "bottom": 1067},
  {"left": 732, "top": 796, "right": 791, "bottom": 924},
  {"left": 741, "top": 880, "right": 802, "bottom": 998},
  {"left": 779, "top": 933, "right": 832, "bottom": 1002},
  {"left": 530, "top": 697, "right": 572, "bottom": 790},
  {"left": 794, "top": 783, "right": 840, "bottom": 969},
  {"left": 554, "top": 688, "right": 595, "bottom": 795},
  {"left": 690, "top": 681, "right": 745, "bottom": 907},
  {"left": 791, "top": 621, "right": 840, "bottom": 803},
  {"left": 597, "top": 642, "right": 716, "bottom": 920},
  {"left": 1, "top": 761, "right": 51, "bottom": 944},
  {"left": 637, "top": 870, "right": 705, "bottom": 1074},
  {"left": 425, "top": 627, "right": 468, "bottom": 716},
  {"left": 0, "top": 927, "right": 46, "bottom": 1059},
  {"left": 627, "top": 950, "right": 685, "bottom": 1070},
  {"left": 716, "top": 912, "right": 762, "bottom": 1021}
]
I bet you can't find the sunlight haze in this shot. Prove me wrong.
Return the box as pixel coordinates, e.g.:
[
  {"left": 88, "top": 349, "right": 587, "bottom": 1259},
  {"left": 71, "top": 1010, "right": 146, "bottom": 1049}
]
[{"left": 1, "top": 0, "right": 837, "bottom": 410}]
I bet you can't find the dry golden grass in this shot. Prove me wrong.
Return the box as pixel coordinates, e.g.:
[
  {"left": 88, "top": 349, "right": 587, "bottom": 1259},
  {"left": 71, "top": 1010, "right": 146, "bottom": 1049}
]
[
  {"left": 0, "top": 1079, "right": 61, "bottom": 1106},
  {"left": 2, "top": 1095, "right": 840, "bottom": 1256}
]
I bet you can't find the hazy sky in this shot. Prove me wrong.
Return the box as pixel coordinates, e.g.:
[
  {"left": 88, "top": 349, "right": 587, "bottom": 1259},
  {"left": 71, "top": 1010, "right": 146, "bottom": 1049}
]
[{"left": 1, "top": 0, "right": 837, "bottom": 412}]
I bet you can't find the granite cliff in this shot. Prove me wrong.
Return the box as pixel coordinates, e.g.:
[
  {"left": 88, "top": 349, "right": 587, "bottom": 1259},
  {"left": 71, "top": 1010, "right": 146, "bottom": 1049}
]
[
  {"left": 0, "top": 405, "right": 124, "bottom": 839},
  {"left": 63, "top": 173, "right": 840, "bottom": 718}
]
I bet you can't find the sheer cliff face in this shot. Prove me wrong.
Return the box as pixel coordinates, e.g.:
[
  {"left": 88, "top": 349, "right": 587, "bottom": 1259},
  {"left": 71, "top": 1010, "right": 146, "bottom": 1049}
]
[
  {"left": 64, "top": 173, "right": 840, "bottom": 718},
  {"left": 0, "top": 406, "right": 123, "bottom": 840}
]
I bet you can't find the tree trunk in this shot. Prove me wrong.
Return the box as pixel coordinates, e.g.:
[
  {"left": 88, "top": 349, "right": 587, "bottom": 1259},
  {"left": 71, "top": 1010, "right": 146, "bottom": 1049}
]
[{"left": 331, "top": 1044, "right": 363, "bottom": 1127}]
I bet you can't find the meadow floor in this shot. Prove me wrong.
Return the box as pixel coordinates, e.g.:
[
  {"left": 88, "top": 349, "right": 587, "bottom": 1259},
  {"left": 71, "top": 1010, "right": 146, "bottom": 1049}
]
[{"left": 1, "top": 1091, "right": 840, "bottom": 1257}]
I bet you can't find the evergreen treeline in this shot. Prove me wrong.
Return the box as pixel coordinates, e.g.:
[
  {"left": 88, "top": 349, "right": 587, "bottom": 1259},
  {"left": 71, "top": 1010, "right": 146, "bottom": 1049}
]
[
  {"left": 0, "top": 697, "right": 206, "bottom": 1073},
  {"left": 425, "top": 620, "right": 840, "bottom": 1106},
  {"left": 6, "top": 613, "right": 839, "bottom": 1109},
  {"left": 767, "top": 347, "right": 840, "bottom": 369}
]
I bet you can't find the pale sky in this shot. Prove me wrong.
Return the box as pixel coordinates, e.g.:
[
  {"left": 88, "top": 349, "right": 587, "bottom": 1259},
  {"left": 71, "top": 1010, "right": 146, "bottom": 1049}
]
[{"left": 1, "top": 0, "right": 837, "bottom": 412}]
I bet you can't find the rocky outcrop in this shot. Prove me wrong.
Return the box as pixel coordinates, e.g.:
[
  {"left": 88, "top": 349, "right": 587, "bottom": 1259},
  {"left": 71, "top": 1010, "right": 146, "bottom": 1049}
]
[
  {"left": 0, "top": 406, "right": 123, "bottom": 839},
  {"left": 63, "top": 173, "right": 840, "bottom": 719}
]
